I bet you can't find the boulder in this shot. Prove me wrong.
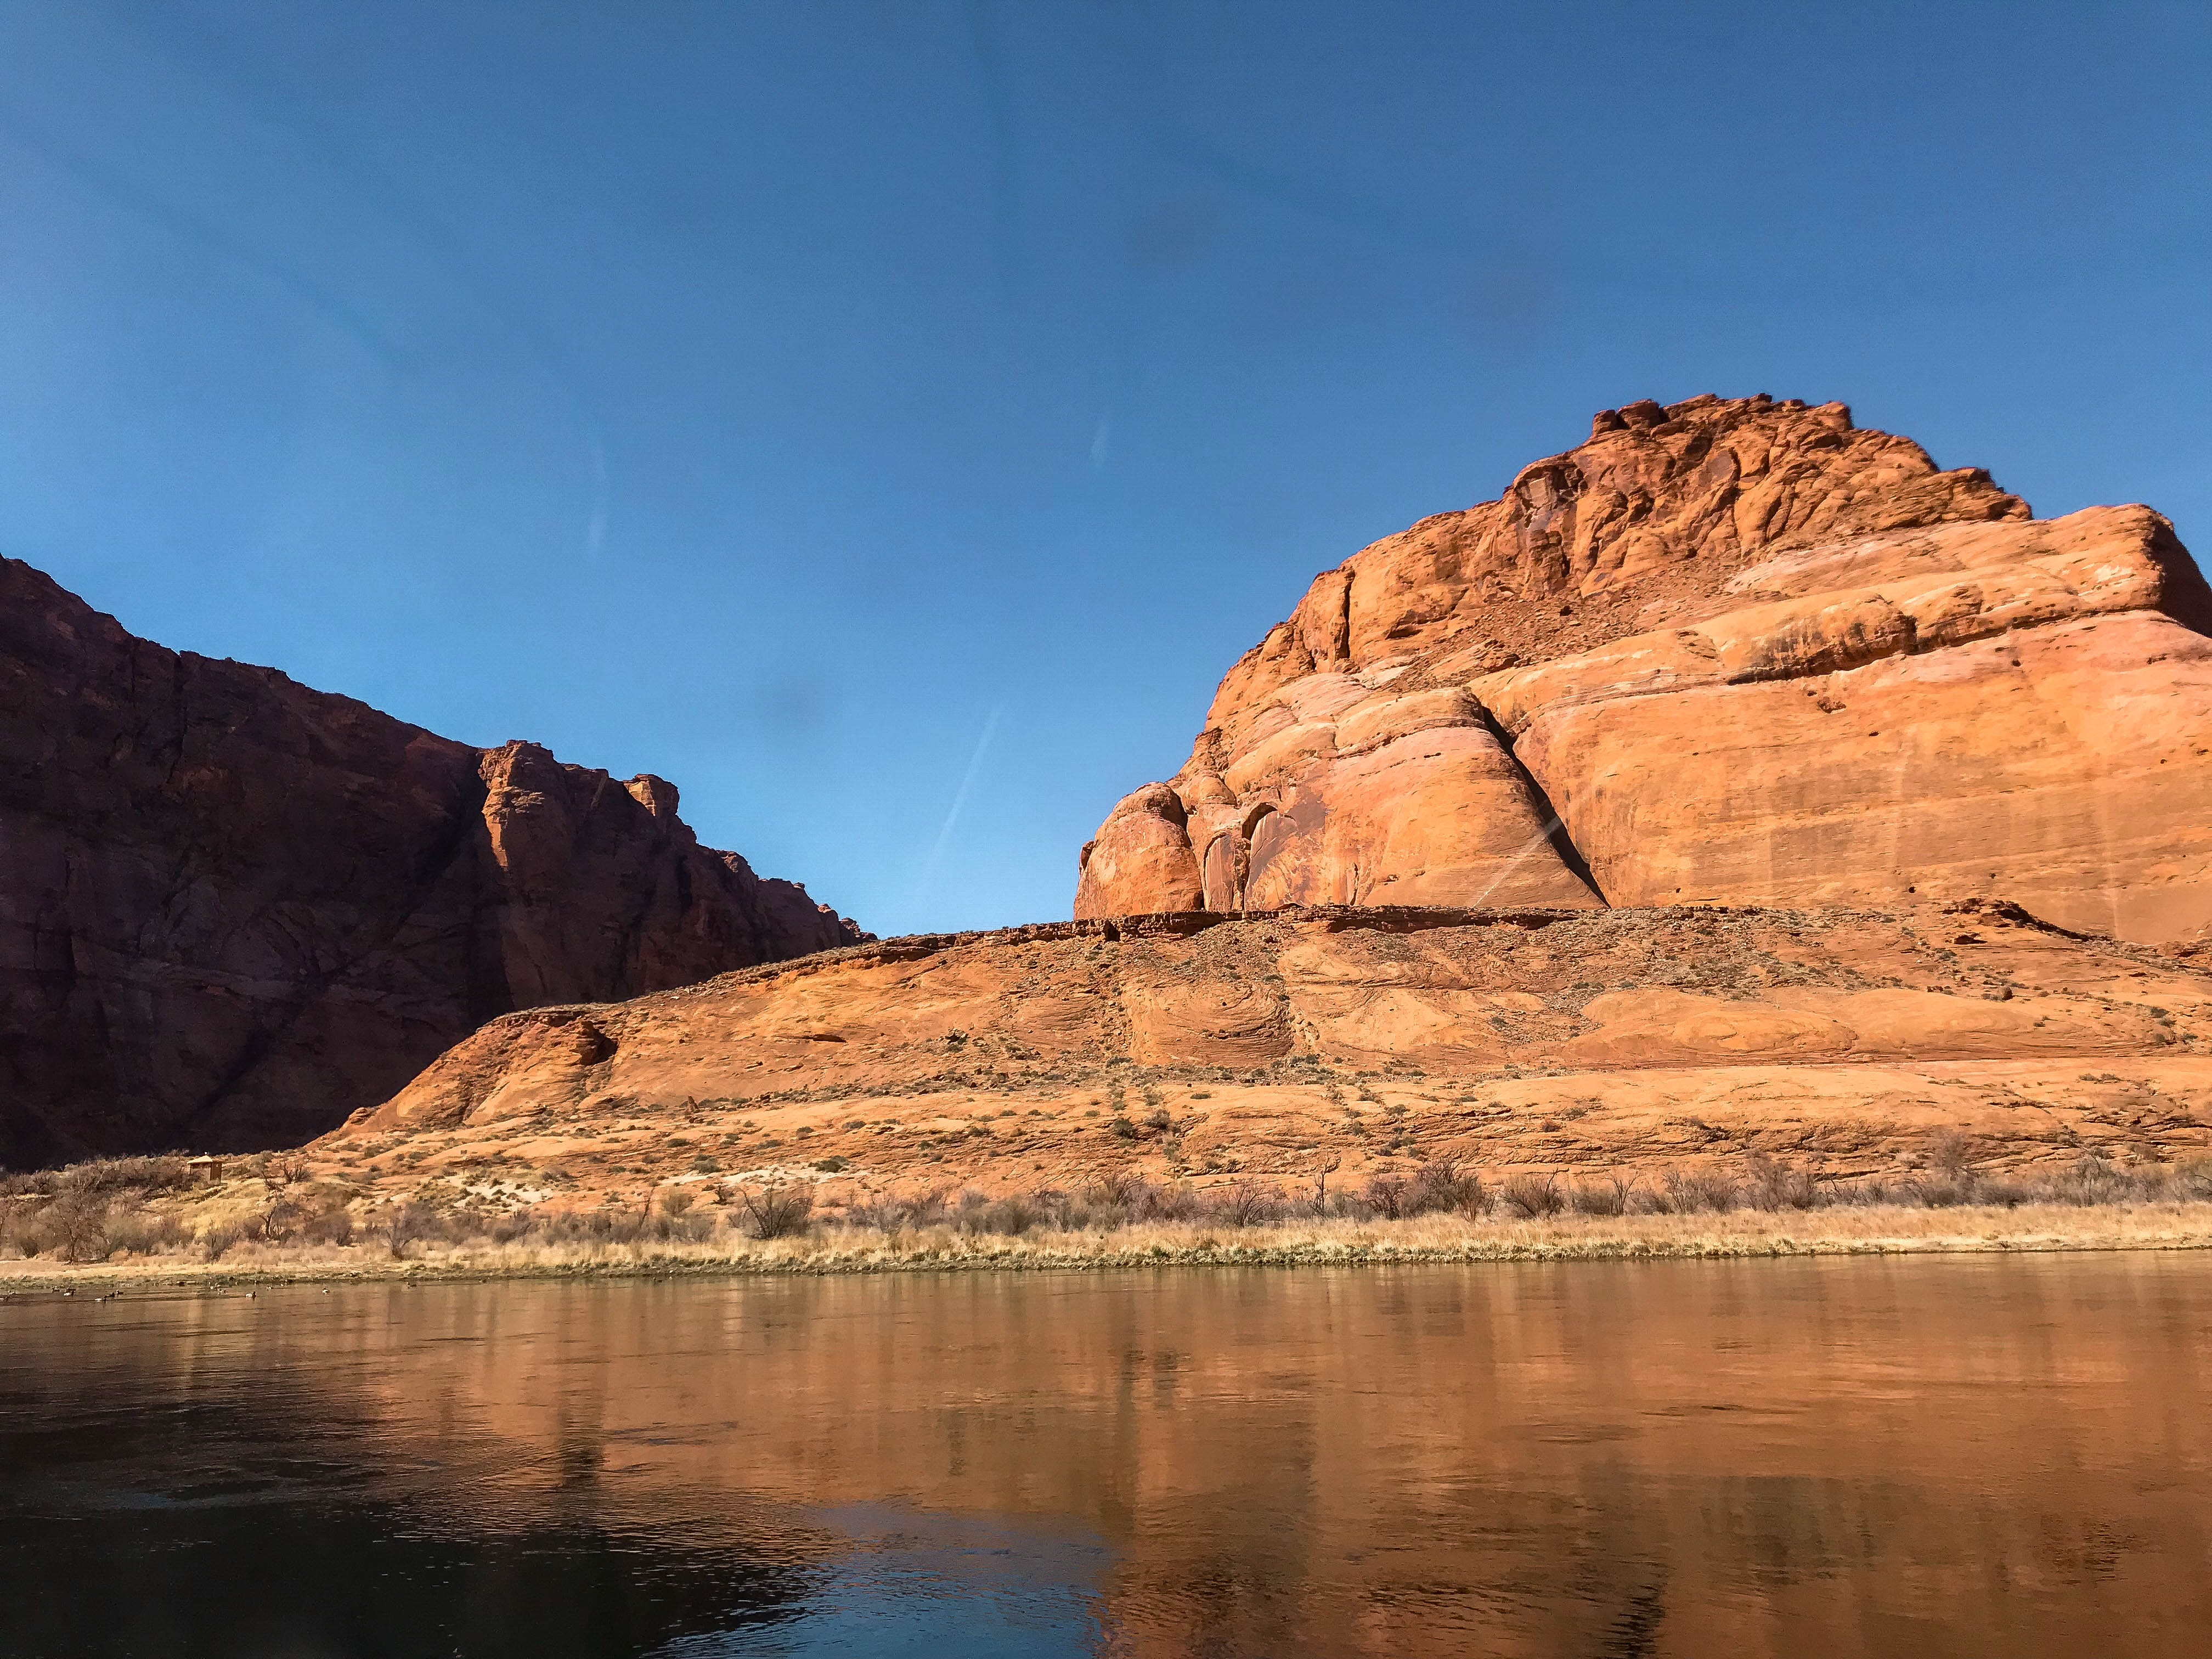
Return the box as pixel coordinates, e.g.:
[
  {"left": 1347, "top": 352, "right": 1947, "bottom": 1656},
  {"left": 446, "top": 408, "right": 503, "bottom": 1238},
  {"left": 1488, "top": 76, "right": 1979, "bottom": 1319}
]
[{"left": 1074, "top": 783, "right": 1204, "bottom": 917}]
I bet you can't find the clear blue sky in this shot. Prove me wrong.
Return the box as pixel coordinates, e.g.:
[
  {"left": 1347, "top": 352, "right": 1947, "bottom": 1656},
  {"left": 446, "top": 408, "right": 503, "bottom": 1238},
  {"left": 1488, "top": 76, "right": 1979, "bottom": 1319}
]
[{"left": 3, "top": 2, "right": 2205, "bottom": 939}]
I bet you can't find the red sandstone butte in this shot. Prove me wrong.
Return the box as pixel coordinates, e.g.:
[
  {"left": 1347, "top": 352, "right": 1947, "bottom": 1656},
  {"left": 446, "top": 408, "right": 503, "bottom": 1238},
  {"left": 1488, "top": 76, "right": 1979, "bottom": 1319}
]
[
  {"left": 1075, "top": 395, "right": 2212, "bottom": 942},
  {"left": 0, "top": 557, "right": 864, "bottom": 1164}
]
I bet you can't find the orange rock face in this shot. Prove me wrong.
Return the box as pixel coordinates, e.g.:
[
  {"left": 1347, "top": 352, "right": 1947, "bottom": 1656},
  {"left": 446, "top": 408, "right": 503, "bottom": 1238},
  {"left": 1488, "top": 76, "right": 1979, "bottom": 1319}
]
[
  {"left": 1074, "top": 396, "right": 2212, "bottom": 942},
  {"left": 0, "top": 557, "right": 865, "bottom": 1165},
  {"left": 321, "top": 900, "right": 2212, "bottom": 1208}
]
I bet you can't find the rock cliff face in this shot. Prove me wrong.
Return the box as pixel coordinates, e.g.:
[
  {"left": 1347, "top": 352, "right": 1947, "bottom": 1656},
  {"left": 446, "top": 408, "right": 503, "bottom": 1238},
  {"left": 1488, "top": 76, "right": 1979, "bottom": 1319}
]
[
  {"left": 1076, "top": 396, "right": 2212, "bottom": 942},
  {"left": 0, "top": 557, "right": 864, "bottom": 1165},
  {"left": 322, "top": 900, "right": 2212, "bottom": 1205}
]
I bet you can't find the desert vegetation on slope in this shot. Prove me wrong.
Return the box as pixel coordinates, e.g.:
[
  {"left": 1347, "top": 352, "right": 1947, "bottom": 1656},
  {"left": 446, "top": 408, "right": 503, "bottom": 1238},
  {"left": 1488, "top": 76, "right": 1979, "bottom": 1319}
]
[
  {"left": 312, "top": 900, "right": 2212, "bottom": 1217},
  {"left": 8, "top": 1144, "right": 2212, "bottom": 1286}
]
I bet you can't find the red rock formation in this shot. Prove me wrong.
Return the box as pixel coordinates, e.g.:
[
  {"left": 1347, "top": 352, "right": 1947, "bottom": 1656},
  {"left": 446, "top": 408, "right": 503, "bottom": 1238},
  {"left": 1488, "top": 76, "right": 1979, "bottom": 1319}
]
[
  {"left": 1075, "top": 395, "right": 2212, "bottom": 941},
  {"left": 0, "top": 557, "right": 864, "bottom": 1165},
  {"left": 322, "top": 900, "right": 2212, "bottom": 1204}
]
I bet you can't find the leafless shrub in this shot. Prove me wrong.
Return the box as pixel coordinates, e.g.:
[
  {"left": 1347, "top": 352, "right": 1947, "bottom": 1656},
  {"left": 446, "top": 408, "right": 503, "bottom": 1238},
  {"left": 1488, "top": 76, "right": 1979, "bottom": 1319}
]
[
  {"left": 1323, "top": 1190, "right": 1374, "bottom": 1222},
  {"left": 1743, "top": 1156, "right": 1818, "bottom": 1212},
  {"left": 1928, "top": 1131, "right": 1974, "bottom": 1178},
  {"left": 1904, "top": 1173, "right": 1976, "bottom": 1209},
  {"left": 3, "top": 1203, "right": 54, "bottom": 1258},
  {"left": 1363, "top": 1175, "right": 1409, "bottom": 1221},
  {"left": 303, "top": 1207, "right": 355, "bottom": 1246},
  {"left": 1086, "top": 1171, "right": 1149, "bottom": 1211},
  {"left": 1214, "top": 1179, "right": 1284, "bottom": 1228},
  {"left": 736, "top": 1184, "right": 814, "bottom": 1240},
  {"left": 520, "top": 1210, "right": 608, "bottom": 1246},
  {"left": 1499, "top": 1173, "right": 1563, "bottom": 1218},
  {"left": 1077, "top": 1172, "right": 1163, "bottom": 1226},
  {"left": 951, "top": 1189, "right": 992, "bottom": 1229},
  {"left": 257, "top": 1197, "right": 311, "bottom": 1244},
  {"left": 1657, "top": 1167, "right": 1737, "bottom": 1214},
  {"left": 0, "top": 1197, "right": 41, "bottom": 1256},
  {"left": 1832, "top": 1177, "right": 1897, "bottom": 1207},
  {"left": 104, "top": 1211, "right": 189, "bottom": 1256},
  {"left": 1025, "top": 1188, "right": 1075, "bottom": 1229},
  {"left": 1567, "top": 1175, "right": 1632, "bottom": 1217},
  {"left": 200, "top": 1222, "right": 244, "bottom": 1262},
  {"left": 382, "top": 1202, "right": 441, "bottom": 1259},
  {"left": 845, "top": 1188, "right": 945, "bottom": 1232},
  {"left": 642, "top": 1209, "right": 715, "bottom": 1244},
  {"left": 964, "top": 1194, "right": 1040, "bottom": 1236},
  {"left": 55, "top": 1156, "right": 193, "bottom": 1198},
  {"left": 658, "top": 1189, "right": 695, "bottom": 1218},
  {"left": 1145, "top": 1182, "right": 1203, "bottom": 1222},
  {"left": 47, "top": 1192, "right": 111, "bottom": 1263},
  {"left": 2050, "top": 1154, "right": 2129, "bottom": 1207},
  {"left": 534, "top": 1207, "right": 647, "bottom": 1245},
  {"left": 1409, "top": 1159, "right": 1484, "bottom": 1216}
]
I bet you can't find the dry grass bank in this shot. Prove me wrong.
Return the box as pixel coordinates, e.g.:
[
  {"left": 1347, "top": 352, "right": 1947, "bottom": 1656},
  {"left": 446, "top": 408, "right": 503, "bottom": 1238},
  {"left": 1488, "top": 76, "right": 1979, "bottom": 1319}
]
[
  {"left": 7, "top": 1198, "right": 2212, "bottom": 1298},
  {"left": 8, "top": 1144, "right": 2212, "bottom": 1297}
]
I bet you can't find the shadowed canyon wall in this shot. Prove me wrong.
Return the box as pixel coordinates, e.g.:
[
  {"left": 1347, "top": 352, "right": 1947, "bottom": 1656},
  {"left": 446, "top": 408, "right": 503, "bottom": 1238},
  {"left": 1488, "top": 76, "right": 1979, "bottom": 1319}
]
[
  {"left": 1076, "top": 396, "right": 2212, "bottom": 944},
  {"left": 0, "top": 557, "right": 864, "bottom": 1165}
]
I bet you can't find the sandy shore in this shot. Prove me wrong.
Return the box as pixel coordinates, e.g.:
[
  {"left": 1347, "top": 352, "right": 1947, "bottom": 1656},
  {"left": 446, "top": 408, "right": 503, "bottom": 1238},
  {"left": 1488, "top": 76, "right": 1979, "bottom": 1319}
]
[{"left": 7, "top": 1201, "right": 2212, "bottom": 1297}]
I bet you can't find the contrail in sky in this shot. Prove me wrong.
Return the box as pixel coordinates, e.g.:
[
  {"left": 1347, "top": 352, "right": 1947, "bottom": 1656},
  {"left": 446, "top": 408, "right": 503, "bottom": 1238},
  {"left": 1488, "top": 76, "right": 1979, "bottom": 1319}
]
[
  {"left": 916, "top": 707, "right": 1003, "bottom": 900},
  {"left": 583, "top": 425, "right": 609, "bottom": 565}
]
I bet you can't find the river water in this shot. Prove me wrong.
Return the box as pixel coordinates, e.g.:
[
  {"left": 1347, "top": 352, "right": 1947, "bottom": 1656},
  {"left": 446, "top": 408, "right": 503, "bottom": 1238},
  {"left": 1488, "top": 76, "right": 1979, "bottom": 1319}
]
[{"left": 2, "top": 1257, "right": 2208, "bottom": 1657}]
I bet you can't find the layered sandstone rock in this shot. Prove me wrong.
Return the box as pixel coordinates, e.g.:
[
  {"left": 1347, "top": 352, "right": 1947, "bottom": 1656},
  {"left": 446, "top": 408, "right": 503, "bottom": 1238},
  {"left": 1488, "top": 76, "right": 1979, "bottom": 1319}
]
[
  {"left": 1075, "top": 396, "right": 2212, "bottom": 942},
  {"left": 0, "top": 557, "right": 864, "bottom": 1165},
  {"left": 321, "top": 900, "right": 2212, "bottom": 1205}
]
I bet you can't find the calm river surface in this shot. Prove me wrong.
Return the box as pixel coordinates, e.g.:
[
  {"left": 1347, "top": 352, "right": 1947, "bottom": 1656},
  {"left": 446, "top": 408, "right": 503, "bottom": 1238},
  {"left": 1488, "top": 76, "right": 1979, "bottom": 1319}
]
[{"left": 3, "top": 1257, "right": 2209, "bottom": 1657}]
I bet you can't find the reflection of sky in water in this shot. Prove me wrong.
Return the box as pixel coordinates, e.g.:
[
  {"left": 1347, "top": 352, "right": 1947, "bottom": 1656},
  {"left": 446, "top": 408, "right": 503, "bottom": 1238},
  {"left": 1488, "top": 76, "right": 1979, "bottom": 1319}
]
[
  {"left": 667, "top": 1508, "right": 1113, "bottom": 1657},
  {"left": 1, "top": 1387, "right": 1115, "bottom": 1659}
]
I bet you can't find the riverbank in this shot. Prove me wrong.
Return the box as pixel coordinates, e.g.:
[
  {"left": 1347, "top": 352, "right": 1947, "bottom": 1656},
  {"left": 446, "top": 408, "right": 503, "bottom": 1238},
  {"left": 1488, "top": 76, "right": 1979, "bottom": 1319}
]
[{"left": 8, "top": 1201, "right": 2212, "bottom": 1297}]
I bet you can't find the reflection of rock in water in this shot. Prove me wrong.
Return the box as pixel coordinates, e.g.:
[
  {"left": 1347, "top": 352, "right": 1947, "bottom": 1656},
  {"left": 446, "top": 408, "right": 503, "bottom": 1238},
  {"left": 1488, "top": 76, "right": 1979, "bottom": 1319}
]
[
  {"left": 5, "top": 1266, "right": 2211, "bottom": 1656},
  {"left": 0, "top": 1490, "right": 816, "bottom": 1657}
]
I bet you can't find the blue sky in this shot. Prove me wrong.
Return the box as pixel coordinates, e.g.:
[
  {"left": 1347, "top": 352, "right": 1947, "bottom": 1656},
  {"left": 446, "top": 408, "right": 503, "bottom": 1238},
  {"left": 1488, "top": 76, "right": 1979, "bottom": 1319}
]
[{"left": 2, "top": 1, "right": 2205, "bottom": 938}]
